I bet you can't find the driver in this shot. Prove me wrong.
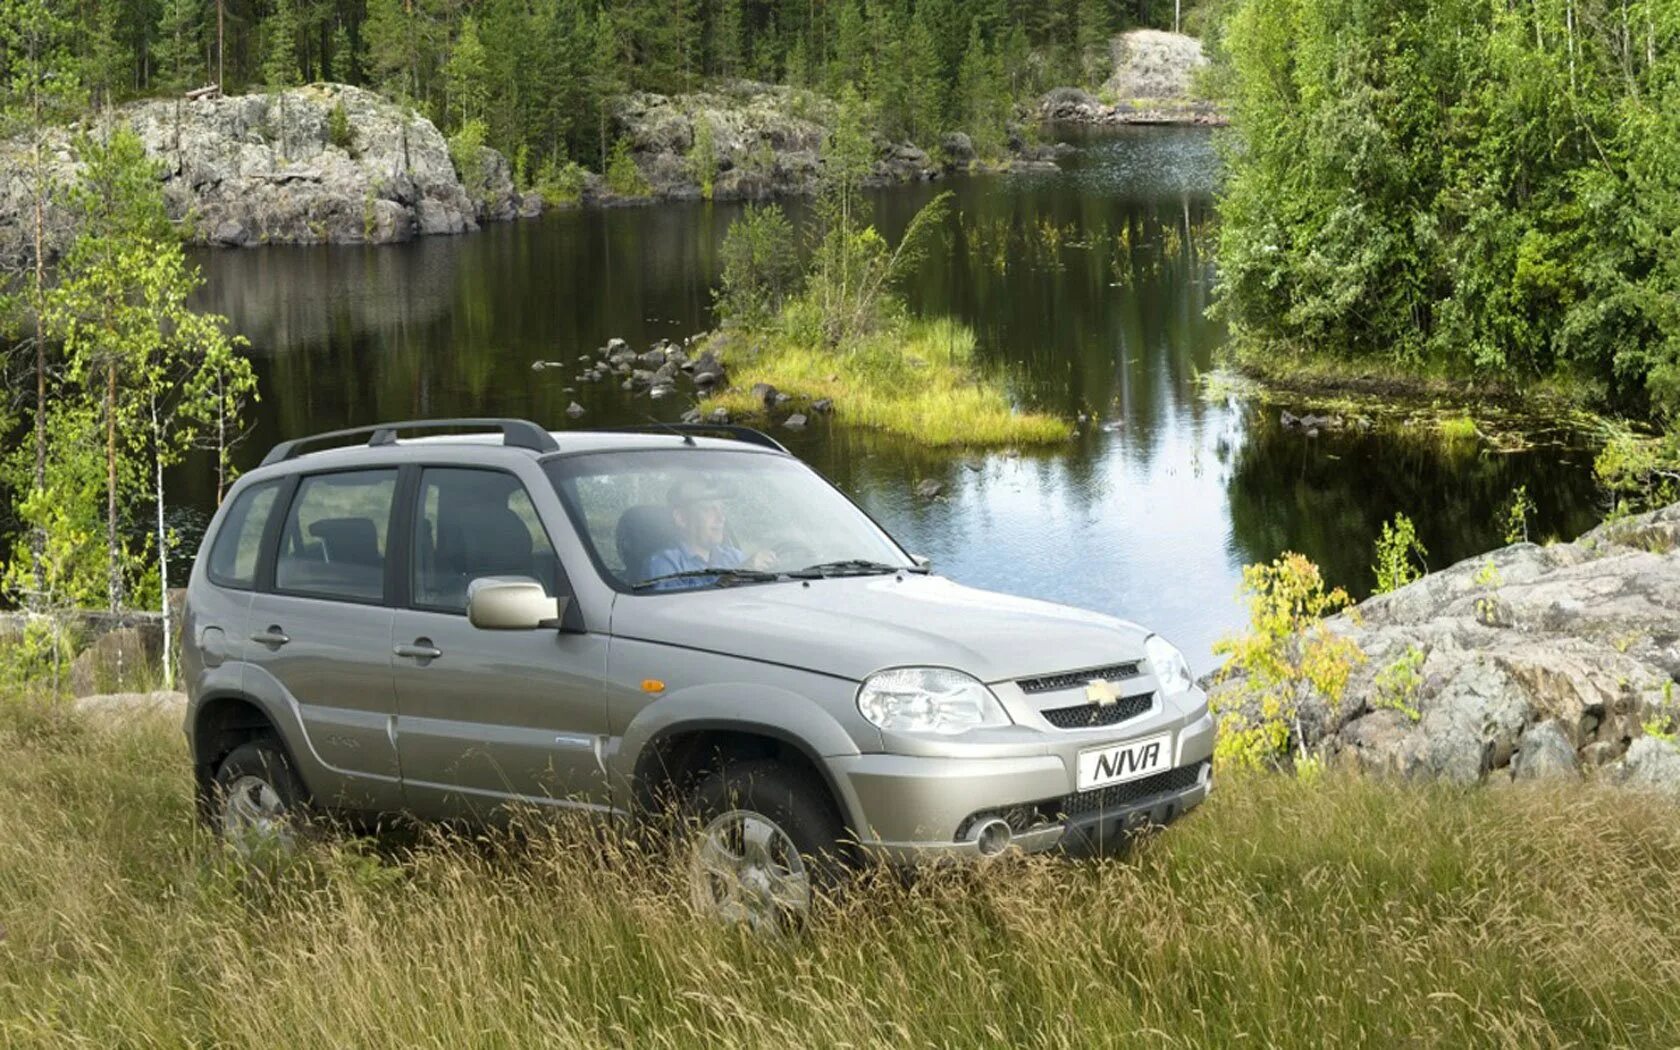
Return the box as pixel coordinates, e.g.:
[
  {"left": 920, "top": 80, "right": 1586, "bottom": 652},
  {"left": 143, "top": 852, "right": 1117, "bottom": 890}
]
[{"left": 643, "top": 479, "right": 776, "bottom": 584}]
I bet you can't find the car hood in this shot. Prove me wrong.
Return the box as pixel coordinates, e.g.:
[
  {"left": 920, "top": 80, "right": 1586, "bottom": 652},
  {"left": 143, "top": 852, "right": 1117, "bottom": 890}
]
[{"left": 608, "top": 573, "right": 1153, "bottom": 683}]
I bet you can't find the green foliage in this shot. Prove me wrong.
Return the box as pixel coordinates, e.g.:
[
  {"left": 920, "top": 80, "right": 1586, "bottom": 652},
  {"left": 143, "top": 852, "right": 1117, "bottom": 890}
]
[
  {"left": 604, "top": 138, "right": 650, "bottom": 197},
  {"left": 263, "top": 0, "right": 301, "bottom": 88},
  {"left": 715, "top": 204, "right": 800, "bottom": 328},
  {"left": 328, "top": 100, "right": 354, "bottom": 152},
  {"left": 1216, "top": 0, "right": 1680, "bottom": 421},
  {"left": 686, "top": 114, "right": 717, "bottom": 200},
  {"left": 1502, "top": 484, "right": 1536, "bottom": 545},
  {"left": 447, "top": 118, "right": 488, "bottom": 202},
  {"left": 443, "top": 15, "right": 489, "bottom": 128},
  {"left": 1372, "top": 513, "right": 1427, "bottom": 594},
  {"left": 533, "top": 154, "right": 590, "bottom": 205},
  {"left": 1595, "top": 429, "right": 1680, "bottom": 517},
  {"left": 151, "top": 0, "right": 203, "bottom": 90},
  {"left": 1373, "top": 646, "right": 1425, "bottom": 723},
  {"left": 28, "top": 129, "right": 256, "bottom": 683},
  {"left": 1212, "top": 552, "right": 1364, "bottom": 769}
]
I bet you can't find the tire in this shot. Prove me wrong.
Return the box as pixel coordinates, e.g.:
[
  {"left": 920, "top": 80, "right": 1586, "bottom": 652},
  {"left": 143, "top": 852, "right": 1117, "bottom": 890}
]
[
  {"left": 686, "top": 759, "right": 847, "bottom": 932},
  {"left": 212, "top": 737, "right": 309, "bottom": 854}
]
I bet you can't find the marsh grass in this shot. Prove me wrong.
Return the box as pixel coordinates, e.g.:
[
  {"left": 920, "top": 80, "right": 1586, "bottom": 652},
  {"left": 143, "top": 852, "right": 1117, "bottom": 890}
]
[
  {"left": 4, "top": 699, "right": 1680, "bottom": 1047},
  {"left": 699, "top": 318, "right": 1071, "bottom": 448}
]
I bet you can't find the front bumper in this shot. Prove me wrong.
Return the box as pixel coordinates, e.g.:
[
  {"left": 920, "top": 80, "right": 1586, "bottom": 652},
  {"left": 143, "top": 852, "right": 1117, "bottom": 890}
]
[{"left": 832, "top": 709, "right": 1217, "bottom": 862}]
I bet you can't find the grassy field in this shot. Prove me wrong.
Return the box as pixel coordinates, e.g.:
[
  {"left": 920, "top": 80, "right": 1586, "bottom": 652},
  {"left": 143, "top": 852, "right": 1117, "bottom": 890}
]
[
  {"left": 699, "top": 317, "right": 1072, "bottom": 448},
  {"left": 4, "top": 696, "right": 1680, "bottom": 1048}
]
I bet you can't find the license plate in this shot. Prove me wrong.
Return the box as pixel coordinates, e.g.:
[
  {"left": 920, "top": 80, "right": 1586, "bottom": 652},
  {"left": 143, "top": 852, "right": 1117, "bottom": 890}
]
[{"left": 1076, "top": 733, "right": 1173, "bottom": 791}]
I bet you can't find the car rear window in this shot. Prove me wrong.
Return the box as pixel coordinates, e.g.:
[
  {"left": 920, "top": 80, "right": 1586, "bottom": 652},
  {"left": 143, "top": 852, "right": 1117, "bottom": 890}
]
[{"left": 206, "top": 480, "right": 281, "bottom": 589}]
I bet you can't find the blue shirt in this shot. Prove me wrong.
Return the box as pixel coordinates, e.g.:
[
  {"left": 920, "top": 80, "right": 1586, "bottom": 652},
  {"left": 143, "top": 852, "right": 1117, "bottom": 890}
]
[{"left": 642, "top": 544, "right": 746, "bottom": 590}]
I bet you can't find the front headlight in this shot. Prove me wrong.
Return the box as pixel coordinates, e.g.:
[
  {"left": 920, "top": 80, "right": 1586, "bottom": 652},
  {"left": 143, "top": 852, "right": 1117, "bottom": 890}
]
[
  {"left": 856, "top": 667, "right": 1011, "bottom": 735},
  {"left": 1145, "top": 635, "right": 1193, "bottom": 695}
]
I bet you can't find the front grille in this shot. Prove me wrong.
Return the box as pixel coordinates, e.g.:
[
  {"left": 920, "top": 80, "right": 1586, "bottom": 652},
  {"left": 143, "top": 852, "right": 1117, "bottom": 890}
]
[
  {"left": 1017, "top": 661, "right": 1143, "bottom": 695},
  {"left": 1056, "top": 761, "right": 1208, "bottom": 818},
  {"left": 1041, "top": 692, "right": 1154, "bottom": 729}
]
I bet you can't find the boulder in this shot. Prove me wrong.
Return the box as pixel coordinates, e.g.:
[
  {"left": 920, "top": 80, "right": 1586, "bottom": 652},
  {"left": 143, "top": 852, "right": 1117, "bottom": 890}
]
[
  {"left": 1209, "top": 502, "right": 1680, "bottom": 787},
  {"left": 1511, "top": 721, "right": 1579, "bottom": 781},
  {"left": 0, "top": 84, "right": 544, "bottom": 259},
  {"left": 915, "top": 478, "right": 943, "bottom": 499},
  {"left": 1611, "top": 736, "right": 1680, "bottom": 795}
]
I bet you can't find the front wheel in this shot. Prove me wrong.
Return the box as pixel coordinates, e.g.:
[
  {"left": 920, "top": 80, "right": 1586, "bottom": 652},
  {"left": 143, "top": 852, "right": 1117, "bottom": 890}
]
[
  {"left": 213, "top": 738, "right": 308, "bottom": 854},
  {"left": 686, "top": 760, "right": 846, "bottom": 933}
]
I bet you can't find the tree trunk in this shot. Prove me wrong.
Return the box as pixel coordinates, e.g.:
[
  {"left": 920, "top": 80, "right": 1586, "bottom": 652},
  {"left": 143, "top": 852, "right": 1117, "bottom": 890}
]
[
  {"left": 217, "top": 0, "right": 224, "bottom": 88},
  {"left": 107, "top": 363, "right": 122, "bottom": 613},
  {"left": 31, "top": 136, "right": 47, "bottom": 610},
  {"left": 152, "top": 395, "right": 174, "bottom": 691}
]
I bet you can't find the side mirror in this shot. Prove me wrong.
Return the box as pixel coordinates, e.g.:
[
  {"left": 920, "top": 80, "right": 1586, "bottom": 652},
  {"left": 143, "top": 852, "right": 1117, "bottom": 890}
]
[
  {"left": 911, "top": 553, "right": 932, "bottom": 570},
  {"left": 467, "top": 576, "right": 565, "bottom": 630}
]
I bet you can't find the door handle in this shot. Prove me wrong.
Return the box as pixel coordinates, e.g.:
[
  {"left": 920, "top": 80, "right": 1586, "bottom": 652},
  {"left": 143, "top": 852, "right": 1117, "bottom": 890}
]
[
  {"left": 250, "top": 626, "right": 290, "bottom": 648},
  {"left": 394, "top": 641, "right": 443, "bottom": 660}
]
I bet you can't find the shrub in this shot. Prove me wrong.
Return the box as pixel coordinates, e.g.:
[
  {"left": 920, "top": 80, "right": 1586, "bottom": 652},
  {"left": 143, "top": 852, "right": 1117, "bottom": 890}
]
[
  {"left": 605, "top": 139, "right": 650, "bottom": 197},
  {"left": 1372, "top": 512, "right": 1428, "bottom": 594},
  {"left": 1596, "top": 428, "right": 1680, "bottom": 517},
  {"left": 328, "top": 100, "right": 354, "bottom": 152},
  {"left": 1211, "top": 553, "right": 1365, "bottom": 770},
  {"left": 1502, "top": 484, "right": 1536, "bottom": 544},
  {"left": 715, "top": 204, "right": 801, "bottom": 328},
  {"left": 447, "top": 119, "right": 488, "bottom": 203},
  {"left": 1373, "top": 646, "right": 1425, "bottom": 723},
  {"left": 533, "top": 154, "right": 589, "bottom": 206},
  {"left": 686, "top": 115, "right": 718, "bottom": 200}
]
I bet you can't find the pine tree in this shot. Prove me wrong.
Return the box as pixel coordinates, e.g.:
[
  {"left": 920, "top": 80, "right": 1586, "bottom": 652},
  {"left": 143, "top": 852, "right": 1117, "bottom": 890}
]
[
  {"left": 362, "top": 0, "right": 415, "bottom": 99},
  {"left": 714, "top": 0, "right": 744, "bottom": 77},
  {"left": 153, "top": 0, "right": 204, "bottom": 91},
  {"left": 830, "top": 0, "right": 867, "bottom": 93},
  {"left": 1076, "top": 0, "right": 1110, "bottom": 86},
  {"left": 329, "top": 21, "right": 354, "bottom": 82},
  {"left": 590, "top": 7, "right": 626, "bottom": 167},
  {"left": 263, "top": 0, "right": 301, "bottom": 88},
  {"left": 868, "top": 1, "right": 910, "bottom": 140},
  {"left": 444, "top": 15, "right": 490, "bottom": 128},
  {"left": 907, "top": 5, "right": 945, "bottom": 144}
]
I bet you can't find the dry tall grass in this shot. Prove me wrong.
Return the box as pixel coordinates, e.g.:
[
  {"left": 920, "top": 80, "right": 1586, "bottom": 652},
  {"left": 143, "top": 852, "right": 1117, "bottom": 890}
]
[{"left": 3, "top": 697, "right": 1679, "bottom": 1048}]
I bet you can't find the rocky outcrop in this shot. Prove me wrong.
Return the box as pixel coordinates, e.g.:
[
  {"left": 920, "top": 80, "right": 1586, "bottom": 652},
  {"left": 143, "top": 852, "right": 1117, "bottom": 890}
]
[
  {"left": 606, "top": 79, "right": 1063, "bottom": 203},
  {"left": 1041, "top": 31, "right": 1226, "bottom": 127},
  {"left": 0, "top": 83, "right": 538, "bottom": 258},
  {"left": 1207, "top": 503, "right": 1680, "bottom": 792}
]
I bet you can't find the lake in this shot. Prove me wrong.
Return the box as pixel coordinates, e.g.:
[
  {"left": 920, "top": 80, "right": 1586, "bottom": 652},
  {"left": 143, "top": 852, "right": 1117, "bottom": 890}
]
[{"left": 186, "top": 125, "right": 1603, "bottom": 670}]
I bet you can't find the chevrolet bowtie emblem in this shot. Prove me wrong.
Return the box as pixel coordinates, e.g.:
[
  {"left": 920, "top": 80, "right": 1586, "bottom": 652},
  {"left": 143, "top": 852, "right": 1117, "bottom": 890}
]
[{"left": 1085, "top": 678, "right": 1120, "bottom": 708}]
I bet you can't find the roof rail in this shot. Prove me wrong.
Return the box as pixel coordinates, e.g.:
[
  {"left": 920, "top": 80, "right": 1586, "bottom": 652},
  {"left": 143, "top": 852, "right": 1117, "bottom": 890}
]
[
  {"left": 602, "top": 423, "right": 790, "bottom": 454},
  {"left": 258, "top": 418, "right": 559, "bottom": 467}
]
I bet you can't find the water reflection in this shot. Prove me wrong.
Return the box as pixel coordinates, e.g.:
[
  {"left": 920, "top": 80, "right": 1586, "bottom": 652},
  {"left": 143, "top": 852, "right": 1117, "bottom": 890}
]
[{"left": 184, "top": 126, "right": 1601, "bottom": 670}]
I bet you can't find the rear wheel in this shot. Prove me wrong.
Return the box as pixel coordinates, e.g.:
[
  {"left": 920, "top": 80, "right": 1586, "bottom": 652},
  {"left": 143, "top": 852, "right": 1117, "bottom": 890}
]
[
  {"left": 686, "top": 760, "right": 846, "bottom": 933},
  {"left": 213, "top": 738, "right": 308, "bottom": 854}
]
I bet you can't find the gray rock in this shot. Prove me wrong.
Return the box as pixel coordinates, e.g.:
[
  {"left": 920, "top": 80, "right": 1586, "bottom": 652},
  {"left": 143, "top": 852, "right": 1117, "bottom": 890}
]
[
  {"left": 693, "top": 370, "right": 721, "bottom": 387},
  {"left": 565, "top": 401, "right": 585, "bottom": 418},
  {"left": 750, "top": 382, "right": 778, "bottom": 407},
  {"left": 782, "top": 413, "right": 807, "bottom": 429},
  {"left": 915, "top": 478, "right": 943, "bottom": 499},
  {"left": 812, "top": 398, "right": 833, "bottom": 414},
  {"left": 941, "top": 132, "right": 975, "bottom": 163},
  {"left": 0, "top": 84, "right": 534, "bottom": 257},
  {"left": 680, "top": 408, "right": 702, "bottom": 424},
  {"left": 638, "top": 349, "right": 667, "bottom": 368},
  {"left": 606, "top": 338, "right": 629, "bottom": 354},
  {"left": 705, "top": 407, "right": 731, "bottom": 424},
  {"left": 1611, "top": 736, "right": 1680, "bottom": 795},
  {"left": 649, "top": 384, "right": 675, "bottom": 400},
  {"left": 1208, "top": 500, "right": 1680, "bottom": 788},
  {"left": 1511, "top": 720, "right": 1578, "bottom": 781}
]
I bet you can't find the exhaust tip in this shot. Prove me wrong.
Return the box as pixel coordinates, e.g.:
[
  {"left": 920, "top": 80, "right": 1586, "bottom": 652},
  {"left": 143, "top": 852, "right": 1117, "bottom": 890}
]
[{"left": 972, "top": 817, "right": 1012, "bottom": 857}]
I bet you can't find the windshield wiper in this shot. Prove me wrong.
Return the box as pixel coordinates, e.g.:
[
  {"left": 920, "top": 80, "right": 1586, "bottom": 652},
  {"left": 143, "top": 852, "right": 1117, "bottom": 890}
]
[
  {"left": 788, "top": 559, "right": 916, "bottom": 579},
  {"left": 631, "top": 567, "right": 782, "bottom": 591}
]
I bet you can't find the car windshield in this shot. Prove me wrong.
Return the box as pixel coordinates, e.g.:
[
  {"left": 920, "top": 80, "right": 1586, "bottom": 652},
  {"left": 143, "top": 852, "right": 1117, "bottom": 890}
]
[{"left": 545, "top": 448, "right": 912, "bottom": 591}]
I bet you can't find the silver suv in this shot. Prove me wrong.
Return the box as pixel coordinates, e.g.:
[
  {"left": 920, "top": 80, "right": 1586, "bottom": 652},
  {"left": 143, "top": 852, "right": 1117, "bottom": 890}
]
[{"left": 184, "top": 419, "right": 1215, "bottom": 923}]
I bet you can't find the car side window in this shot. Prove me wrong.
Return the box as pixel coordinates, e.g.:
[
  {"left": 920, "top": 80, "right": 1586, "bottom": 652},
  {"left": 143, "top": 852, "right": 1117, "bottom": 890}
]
[
  {"left": 206, "top": 481, "right": 280, "bottom": 589},
  {"left": 274, "top": 470, "right": 398, "bottom": 603},
  {"left": 412, "top": 468, "right": 560, "bottom": 613}
]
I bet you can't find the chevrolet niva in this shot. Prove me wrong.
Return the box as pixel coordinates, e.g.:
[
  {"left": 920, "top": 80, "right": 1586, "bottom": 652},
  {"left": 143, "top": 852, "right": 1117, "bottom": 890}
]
[{"left": 184, "top": 418, "right": 1215, "bottom": 927}]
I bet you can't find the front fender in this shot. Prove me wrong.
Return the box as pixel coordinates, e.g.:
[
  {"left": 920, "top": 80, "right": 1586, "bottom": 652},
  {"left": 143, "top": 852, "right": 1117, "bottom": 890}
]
[{"left": 612, "top": 680, "right": 871, "bottom": 827}]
